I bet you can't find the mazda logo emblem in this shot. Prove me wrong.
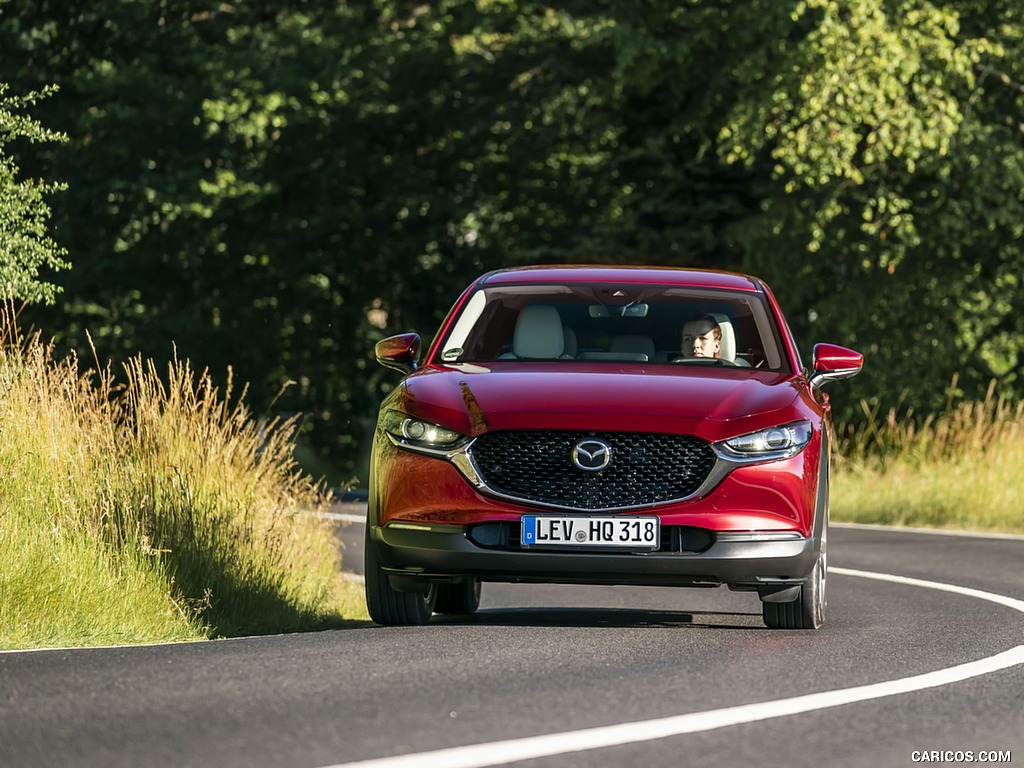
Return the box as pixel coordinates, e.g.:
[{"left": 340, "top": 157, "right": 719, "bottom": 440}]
[{"left": 571, "top": 438, "right": 612, "bottom": 472}]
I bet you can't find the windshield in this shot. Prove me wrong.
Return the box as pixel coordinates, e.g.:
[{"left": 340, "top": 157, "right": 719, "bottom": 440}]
[{"left": 435, "top": 282, "right": 790, "bottom": 371}]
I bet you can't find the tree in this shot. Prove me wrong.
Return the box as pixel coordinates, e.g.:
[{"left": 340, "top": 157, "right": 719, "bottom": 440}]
[
  {"left": 724, "top": 0, "right": 1024, "bottom": 418},
  {"left": 0, "top": 1, "right": 630, "bottom": 479},
  {"left": 0, "top": 82, "right": 68, "bottom": 304},
  {"left": 2, "top": 1, "right": 1022, "bottom": 481},
  {"left": 604, "top": 0, "right": 1024, "bottom": 420}
]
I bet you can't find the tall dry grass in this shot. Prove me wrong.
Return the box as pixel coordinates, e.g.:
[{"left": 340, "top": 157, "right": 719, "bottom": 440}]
[
  {"left": 0, "top": 307, "right": 365, "bottom": 650},
  {"left": 833, "top": 380, "right": 1024, "bottom": 533}
]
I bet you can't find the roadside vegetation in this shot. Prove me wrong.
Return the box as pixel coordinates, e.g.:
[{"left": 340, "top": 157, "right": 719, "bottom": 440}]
[
  {"left": 4, "top": 303, "right": 1022, "bottom": 650},
  {"left": 833, "top": 381, "right": 1024, "bottom": 535},
  {"left": 0, "top": 309, "right": 367, "bottom": 651}
]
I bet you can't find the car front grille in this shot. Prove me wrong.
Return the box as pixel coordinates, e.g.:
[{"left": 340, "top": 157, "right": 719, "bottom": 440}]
[{"left": 468, "top": 430, "right": 717, "bottom": 510}]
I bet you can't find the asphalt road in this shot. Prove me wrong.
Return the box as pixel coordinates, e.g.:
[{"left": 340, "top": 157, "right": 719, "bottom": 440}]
[{"left": 2, "top": 513, "right": 1022, "bottom": 768}]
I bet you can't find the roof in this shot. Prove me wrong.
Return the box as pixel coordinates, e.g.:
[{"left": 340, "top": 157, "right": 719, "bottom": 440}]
[{"left": 477, "top": 265, "right": 763, "bottom": 293}]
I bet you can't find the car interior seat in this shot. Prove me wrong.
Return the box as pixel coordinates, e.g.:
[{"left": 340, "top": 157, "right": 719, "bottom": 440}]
[
  {"left": 562, "top": 327, "right": 578, "bottom": 358},
  {"left": 609, "top": 334, "right": 655, "bottom": 361},
  {"left": 507, "top": 304, "right": 566, "bottom": 359}
]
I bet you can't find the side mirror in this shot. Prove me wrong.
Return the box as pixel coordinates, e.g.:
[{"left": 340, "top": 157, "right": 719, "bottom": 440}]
[
  {"left": 809, "top": 343, "right": 863, "bottom": 389},
  {"left": 375, "top": 333, "right": 421, "bottom": 375}
]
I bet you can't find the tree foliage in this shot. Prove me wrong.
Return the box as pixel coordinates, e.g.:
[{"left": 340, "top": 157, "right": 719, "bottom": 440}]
[
  {"left": 1, "top": 1, "right": 1021, "bottom": 479},
  {"left": 715, "top": 0, "right": 1024, "bottom": 413},
  {"left": 0, "top": 82, "right": 68, "bottom": 304}
]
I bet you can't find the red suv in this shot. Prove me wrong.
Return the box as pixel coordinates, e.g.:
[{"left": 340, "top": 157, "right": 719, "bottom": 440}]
[{"left": 366, "top": 266, "right": 862, "bottom": 629}]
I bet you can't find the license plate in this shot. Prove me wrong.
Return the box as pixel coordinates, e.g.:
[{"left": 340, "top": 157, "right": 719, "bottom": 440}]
[{"left": 521, "top": 515, "right": 660, "bottom": 550}]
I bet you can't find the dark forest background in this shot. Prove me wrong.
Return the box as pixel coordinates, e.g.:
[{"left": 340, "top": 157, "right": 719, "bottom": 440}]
[{"left": 2, "top": 1, "right": 1021, "bottom": 485}]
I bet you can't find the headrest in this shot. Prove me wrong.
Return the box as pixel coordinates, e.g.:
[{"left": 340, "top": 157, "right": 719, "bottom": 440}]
[
  {"left": 710, "top": 313, "right": 736, "bottom": 362},
  {"left": 609, "top": 335, "right": 655, "bottom": 360},
  {"left": 513, "top": 305, "right": 565, "bottom": 359}
]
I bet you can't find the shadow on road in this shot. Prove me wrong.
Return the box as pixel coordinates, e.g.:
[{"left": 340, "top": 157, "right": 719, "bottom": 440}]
[{"left": 430, "top": 606, "right": 763, "bottom": 630}]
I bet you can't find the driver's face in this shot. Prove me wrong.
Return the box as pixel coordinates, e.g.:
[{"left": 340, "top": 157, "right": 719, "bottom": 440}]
[{"left": 681, "top": 321, "right": 721, "bottom": 358}]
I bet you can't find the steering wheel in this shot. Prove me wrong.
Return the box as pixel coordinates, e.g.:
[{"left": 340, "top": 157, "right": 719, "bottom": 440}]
[{"left": 669, "top": 356, "right": 739, "bottom": 367}]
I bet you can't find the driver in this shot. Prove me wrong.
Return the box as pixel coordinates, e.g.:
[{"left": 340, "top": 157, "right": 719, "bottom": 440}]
[{"left": 680, "top": 315, "right": 721, "bottom": 359}]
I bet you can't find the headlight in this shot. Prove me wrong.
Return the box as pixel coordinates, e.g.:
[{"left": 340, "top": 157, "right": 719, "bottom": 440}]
[
  {"left": 715, "top": 421, "right": 812, "bottom": 462},
  {"left": 381, "top": 410, "right": 466, "bottom": 452}
]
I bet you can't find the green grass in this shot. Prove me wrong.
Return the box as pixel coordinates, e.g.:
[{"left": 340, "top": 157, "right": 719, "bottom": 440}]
[
  {"left": 833, "top": 382, "right": 1024, "bottom": 534},
  {"left": 0, "top": 309, "right": 367, "bottom": 651}
]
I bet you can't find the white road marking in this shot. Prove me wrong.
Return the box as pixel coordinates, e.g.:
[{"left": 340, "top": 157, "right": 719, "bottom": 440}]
[
  {"left": 321, "top": 568, "right": 1024, "bottom": 768},
  {"left": 312, "top": 511, "right": 365, "bottom": 524},
  {"left": 831, "top": 567, "right": 1024, "bottom": 612},
  {"left": 833, "top": 521, "right": 1024, "bottom": 541}
]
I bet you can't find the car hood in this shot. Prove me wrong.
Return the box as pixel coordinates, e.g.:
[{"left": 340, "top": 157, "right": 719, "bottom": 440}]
[{"left": 393, "top": 363, "right": 807, "bottom": 440}]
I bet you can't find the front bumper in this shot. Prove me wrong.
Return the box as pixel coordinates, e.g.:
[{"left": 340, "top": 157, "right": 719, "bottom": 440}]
[{"left": 371, "top": 522, "right": 819, "bottom": 593}]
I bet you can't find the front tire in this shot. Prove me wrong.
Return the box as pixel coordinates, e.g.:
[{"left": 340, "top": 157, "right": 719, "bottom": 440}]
[
  {"left": 763, "top": 524, "right": 827, "bottom": 630},
  {"left": 364, "top": 526, "right": 436, "bottom": 626}
]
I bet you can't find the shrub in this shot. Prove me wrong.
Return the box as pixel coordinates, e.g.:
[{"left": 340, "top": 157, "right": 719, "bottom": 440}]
[{"left": 0, "top": 308, "right": 363, "bottom": 649}]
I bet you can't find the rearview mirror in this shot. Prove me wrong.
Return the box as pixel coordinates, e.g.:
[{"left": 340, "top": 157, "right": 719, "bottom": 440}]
[
  {"left": 809, "top": 343, "right": 863, "bottom": 388},
  {"left": 375, "top": 333, "right": 421, "bottom": 375},
  {"left": 588, "top": 303, "right": 649, "bottom": 318}
]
